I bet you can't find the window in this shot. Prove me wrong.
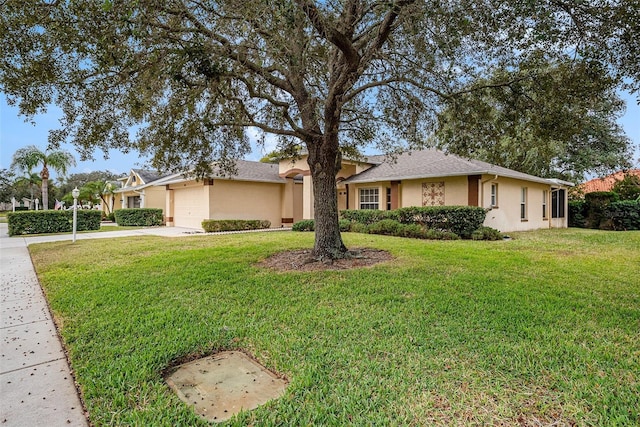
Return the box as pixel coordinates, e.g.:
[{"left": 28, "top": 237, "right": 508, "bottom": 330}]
[
  {"left": 520, "top": 187, "right": 528, "bottom": 220},
  {"left": 386, "top": 188, "right": 392, "bottom": 210},
  {"left": 542, "top": 190, "right": 548, "bottom": 219},
  {"left": 359, "top": 188, "right": 379, "bottom": 210},
  {"left": 552, "top": 189, "right": 566, "bottom": 218},
  {"left": 127, "top": 196, "right": 141, "bottom": 209},
  {"left": 490, "top": 183, "right": 498, "bottom": 207}
]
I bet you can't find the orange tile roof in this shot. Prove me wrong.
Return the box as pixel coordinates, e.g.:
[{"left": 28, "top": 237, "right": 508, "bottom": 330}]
[{"left": 579, "top": 169, "right": 640, "bottom": 193}]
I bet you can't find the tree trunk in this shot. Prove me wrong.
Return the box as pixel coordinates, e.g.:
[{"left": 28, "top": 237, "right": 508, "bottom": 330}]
[
  {"left": 41, "top": 178, "right": 48, "bottom": 210},
  {"left": 41, "top": 166, "right": 49, "bottom": 210},
  {"left": 307, "top": 136, "right": 348, "bottom": 260}
]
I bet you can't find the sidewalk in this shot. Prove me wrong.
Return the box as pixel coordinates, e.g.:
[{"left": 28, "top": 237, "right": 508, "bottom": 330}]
[
  {"left": 0, "top": 223, "right": 290, "bottom": 426},
  {"left": 0, "top": 224, "right": 205, "bottom": 426}
]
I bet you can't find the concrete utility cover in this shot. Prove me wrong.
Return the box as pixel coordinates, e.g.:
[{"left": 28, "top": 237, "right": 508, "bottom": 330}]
[{"left": 165, "top": 351, "right": 287, "bottom": 423}]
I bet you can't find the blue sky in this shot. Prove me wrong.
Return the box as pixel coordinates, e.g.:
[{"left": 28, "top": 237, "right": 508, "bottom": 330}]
[{"left": 1, "top": 91, "right": 638, "bottom": 182}]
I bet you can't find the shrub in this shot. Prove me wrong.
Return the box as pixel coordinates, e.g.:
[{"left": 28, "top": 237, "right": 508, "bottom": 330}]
[
  {"left": 338, "top": 219, "right": 352, "bottom": 232},
  {"left": 584, "top": 192, "right": 619, "bottom": 229},
  {"left": 7, "top": 210, "right": 102, "bottom": 236},
  {"left": 394, "top": 206, "right": 486, "bottom": 238},
  {"left": 292, "top": 219, "right": 315, "bottom": 231},
  {"left": 349, "top": 222, "right": 369, "bottom": 234},
  {"left": 341, "top": 206, "right": 486, "bottom": 239},
  {"left": 340, "top": 209, "right": 389, "bottom": 225},
  {"left": 114, "top": 208, "right": 163, "bottom": 226},
  {"left": 368, "top": 219, "right": 405, "bottom": 236},
  {"left": 106, "top": 212, "right": 116, "bottom": 222},
  {"left": 471, "top": 226, "right": 503, "bottom": 241},
  {"left": 568, "top": 200, "right": 586, "bottom": 228},
  {"left": 201, "top": 219, "right": 271, "bottom": 232},
  {"left": 401, "top": 223, "right": 425, "bottom": 239},
  {"left": 423, "top": 229, "right": 460, "bottom": 240},
  {"left": 606, "top": 200, "right": 640, "bottom": 231}
]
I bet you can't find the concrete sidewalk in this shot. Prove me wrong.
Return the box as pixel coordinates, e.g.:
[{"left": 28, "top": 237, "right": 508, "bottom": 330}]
[
  {"left": 0, "top": 224, "right": 202, "bottom": 426},
  {"left": 0, "top": 223, "right": 289, "bottom": 426}
]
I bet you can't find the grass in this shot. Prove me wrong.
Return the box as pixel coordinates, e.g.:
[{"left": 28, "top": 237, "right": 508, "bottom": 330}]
[{"left": 29, "top": 229, "right": 640, "bottom": 426}]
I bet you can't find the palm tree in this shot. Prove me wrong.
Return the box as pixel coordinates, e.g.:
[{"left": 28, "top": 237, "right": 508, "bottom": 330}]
[{"left": 11, "top": 145, "right": 76, "bottom": 210}]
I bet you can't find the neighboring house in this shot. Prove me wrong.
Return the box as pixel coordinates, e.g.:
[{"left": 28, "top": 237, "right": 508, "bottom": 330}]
[
  {"left": 146, "top": 149, "right": 571, "bottom": 232},
  {"left": 577, "top": 169, "right": 640, "bottom": 194},
  {"left": 113, "top": 169, "right": 171, "bottom": 214},
  {"left": 151, "top": 160, "right": 296, "bottom": 229},
  {"left": 336, "top": 149, "right": 572, "bottom": 232}
]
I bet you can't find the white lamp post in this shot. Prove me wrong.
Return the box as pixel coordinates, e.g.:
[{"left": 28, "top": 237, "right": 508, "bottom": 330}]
[
  {"left": 11, "top": 197, "right": 16, "bottom": 212},
  {"left": 72, "top": 187, "right": 80, "bottom": 243},
  {"left": 35, "top": 198, "right": 39, "bottom": 211}
]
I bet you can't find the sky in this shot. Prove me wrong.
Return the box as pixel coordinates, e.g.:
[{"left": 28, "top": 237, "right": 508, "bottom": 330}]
[{"left": 1, "top": 91, "right": 639, "bottom": 183}]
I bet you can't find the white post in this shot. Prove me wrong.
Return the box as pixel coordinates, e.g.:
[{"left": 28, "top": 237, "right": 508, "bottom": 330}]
[
  {"left": 11, "top": 197, "right": 15, "bottom": 212},
  {"left": 35, "top": 198, "right": 39, "bottom": 210},
  {"left": 72, "top": 187, "right": 80, "bottom": 243}
]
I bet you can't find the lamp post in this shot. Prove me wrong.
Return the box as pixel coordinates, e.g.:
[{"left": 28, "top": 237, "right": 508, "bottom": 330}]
[
  {"left": 35, "top": 198, "right": 39, "bottom": 211},
  {"left": 72, "top": 187, "right": 80, "bottom": 243},
  {"left": 11, "top": 197, "right": 16, "bottom": 212}
]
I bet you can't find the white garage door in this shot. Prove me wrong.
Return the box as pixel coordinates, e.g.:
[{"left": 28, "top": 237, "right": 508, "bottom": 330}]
[{"left": 173, "top": 186, "right": 207, "bottom": 229}]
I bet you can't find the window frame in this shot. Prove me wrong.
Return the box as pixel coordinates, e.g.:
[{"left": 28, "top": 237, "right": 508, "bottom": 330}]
[
  {"left": 542, "top": 189, "right": 548, "bottom": 219},
  {"left": 520, "top": 187, "right": 528, "bottom": 221},
  {"left": 359, "top": 187, "right": 380, "bottom": 210},
  {"left": 552, "top": 189, "right": 566, "bottom": 218},
  {"left": 490, "top": 183, "right": 498, "bottom": 208}
]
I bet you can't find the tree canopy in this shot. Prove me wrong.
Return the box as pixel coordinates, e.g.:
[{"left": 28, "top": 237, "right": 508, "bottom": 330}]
[
  {"left": 2, "top": 0, "right": 638, "bottom": 257},
  {"left": 435, "top": 58, "right": 634, "bottom": 181}
]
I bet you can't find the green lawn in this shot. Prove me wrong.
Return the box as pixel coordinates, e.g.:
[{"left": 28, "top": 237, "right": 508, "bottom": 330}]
[{"left": 30, "top": 229, "right": 640, "bottom": 426}]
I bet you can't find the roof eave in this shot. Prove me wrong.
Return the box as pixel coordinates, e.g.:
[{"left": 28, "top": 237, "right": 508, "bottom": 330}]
[{"left": 344, "top": 170, "right": 569, "bottom": 186}]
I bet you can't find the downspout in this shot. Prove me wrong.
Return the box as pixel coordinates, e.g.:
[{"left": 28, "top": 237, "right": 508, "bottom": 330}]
[{"left": 345, "top": 184, "right": 349, "bottom": 210}]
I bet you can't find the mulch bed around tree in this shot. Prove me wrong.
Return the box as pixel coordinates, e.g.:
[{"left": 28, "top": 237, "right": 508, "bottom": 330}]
[{"left": 259, "top": 247, "right": 393, "bottom": 272}]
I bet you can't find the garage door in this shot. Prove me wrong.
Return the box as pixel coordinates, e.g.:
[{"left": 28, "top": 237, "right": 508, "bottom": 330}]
[{"left": 173, "top": 185, "right": 207, "bottom": 229}]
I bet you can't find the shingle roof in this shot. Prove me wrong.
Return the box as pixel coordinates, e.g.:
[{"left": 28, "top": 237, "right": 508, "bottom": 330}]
[
  {"left": 132, "top": 169, "right": 165, "bottom": 184},
  {"left": 343, "top": 149, "right": 567, "bottom": 186},
  {"left": 578, "top": 169, "right": 640, "bottom": 193},
  {"left": 210, "top": 160, "right": 285, "bottom": 183},
  {"left": 152, "top": 160, "right": 286, "bottom": 186}
]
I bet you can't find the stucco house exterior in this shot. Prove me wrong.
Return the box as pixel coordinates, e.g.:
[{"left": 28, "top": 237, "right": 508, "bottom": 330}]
[
  {"left": 149, "top": 160, "right": 301, "bottom": 229},
  {"left": 140, "top": 149, "right": 571, "bottom": 232},
  {"left": 336, "top": 150, "right": 572, "bottom": 232},
  {"left": 112, "top": 169, "right": 170, "bottom": 213}
]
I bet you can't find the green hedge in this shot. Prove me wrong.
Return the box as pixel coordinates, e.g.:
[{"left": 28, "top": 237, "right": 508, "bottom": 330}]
[
  {"left": 292, "top": 219, "right": 352, "bottom": 232},
  {"left": 584, "top": 192, "right": 619, "bottom": 229},
  {"left": 606, "top": 200, "right": 640, "bottom": 231},
  {"left": 292, "top": 219, "right": 315, "bottom": 231},
  {"left": 7, "top": 210, "right": 102, "bottom": 236},
  {"left": 338, "top": 210, "right": 390, "bottom": 225},
  {"left": 114, "top": 208, "right": 163, "bottom": 226},
  {"left": 341, "top": 206, "right": 487, "bottom": 239},
  {"left": 568, "top": 200, "right": 587, "bottom": 228},
  {"left": 201, "top": 219, "right": 271, "bottom": 232}
]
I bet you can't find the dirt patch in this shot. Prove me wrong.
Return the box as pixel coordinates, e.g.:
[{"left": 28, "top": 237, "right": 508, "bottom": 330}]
[{"left": 259, "top": 247, "right": 393, "bottom": 272}]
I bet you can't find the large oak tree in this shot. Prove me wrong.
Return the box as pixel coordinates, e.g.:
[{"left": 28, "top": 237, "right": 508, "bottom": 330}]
[
  {"left": 435, "top": 58, "right": 634, "bottom": 181},
  {"left": 1, "top": 0, "right": 638, "bottom": 258}
]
